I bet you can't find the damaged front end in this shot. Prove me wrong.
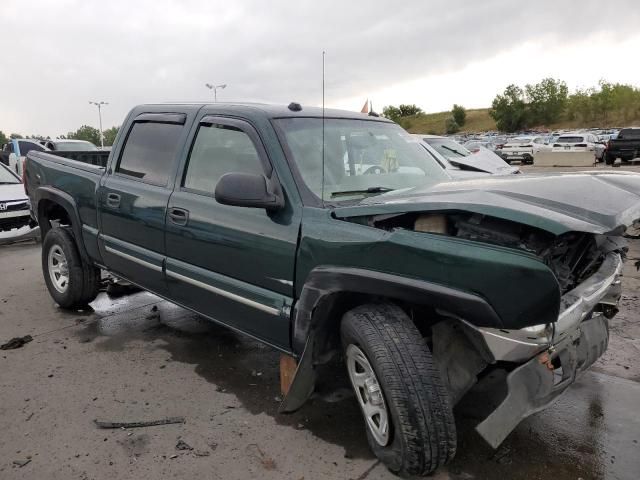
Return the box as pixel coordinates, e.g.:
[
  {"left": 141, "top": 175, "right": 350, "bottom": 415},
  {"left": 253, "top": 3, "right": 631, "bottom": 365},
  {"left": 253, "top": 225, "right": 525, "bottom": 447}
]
[{"left": 341, "top": 209, "right": 630, "bottom": 448}]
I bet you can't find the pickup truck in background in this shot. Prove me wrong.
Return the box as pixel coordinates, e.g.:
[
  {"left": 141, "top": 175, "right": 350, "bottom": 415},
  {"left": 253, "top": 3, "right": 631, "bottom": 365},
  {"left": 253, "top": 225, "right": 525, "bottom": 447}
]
[
  {"left": 605, "top": 127, "right": 640, "bottom": 164},
  {"left": 24, "top": 103, "right": 640, "bottom": 476}
]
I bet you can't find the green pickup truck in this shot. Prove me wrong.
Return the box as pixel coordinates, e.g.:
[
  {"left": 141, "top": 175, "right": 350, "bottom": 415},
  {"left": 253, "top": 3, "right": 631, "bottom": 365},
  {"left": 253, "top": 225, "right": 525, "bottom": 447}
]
[{"left": 25, "top": 103, "right": 640, "bottom": 476}]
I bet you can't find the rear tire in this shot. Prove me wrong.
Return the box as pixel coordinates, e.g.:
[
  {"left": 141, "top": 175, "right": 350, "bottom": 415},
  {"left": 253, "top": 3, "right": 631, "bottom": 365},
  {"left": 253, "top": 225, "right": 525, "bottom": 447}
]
[
  {"left": 42, "top": 227, "right": 99, "bottom": 309},
  {"left": 341, "top": 303, "right": 456, "bottom": 476}
]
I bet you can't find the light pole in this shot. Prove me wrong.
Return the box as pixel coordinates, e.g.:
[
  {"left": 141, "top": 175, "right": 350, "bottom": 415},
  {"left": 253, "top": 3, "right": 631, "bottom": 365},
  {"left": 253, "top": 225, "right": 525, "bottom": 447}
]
[
  {"left": 89, "top": 101, "right": 108, "bottom": 149},
  {"left": 205, "top": 83, "right": 227, "bottom": 102}
]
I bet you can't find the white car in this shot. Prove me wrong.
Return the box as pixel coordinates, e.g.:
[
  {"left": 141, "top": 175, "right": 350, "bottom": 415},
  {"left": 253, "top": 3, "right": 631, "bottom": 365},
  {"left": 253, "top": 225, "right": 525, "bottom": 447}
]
[
  {"left": 415, "top": 135, "right": 519, "bottom": 177},
  {"left": 500, "top": 136, "right": 550, "bottom": 164},
  {"left": 551, "top": 133, "right": 604, "bottom": 161},
  {"left": 0, "top": 163, "right": 31, "bottom": 232}
]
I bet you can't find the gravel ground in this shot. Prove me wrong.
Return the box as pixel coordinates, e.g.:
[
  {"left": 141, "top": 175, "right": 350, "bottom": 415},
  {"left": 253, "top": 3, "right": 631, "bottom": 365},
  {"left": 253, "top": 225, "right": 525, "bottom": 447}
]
[{"left": 0, "top": 165, "right": 639, "bottom": 479}]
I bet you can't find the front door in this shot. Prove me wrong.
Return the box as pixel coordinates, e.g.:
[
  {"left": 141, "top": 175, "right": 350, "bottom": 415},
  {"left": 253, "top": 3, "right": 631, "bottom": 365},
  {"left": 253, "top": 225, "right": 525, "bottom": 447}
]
[
  {"left": 165, "top": 116, "right": 300, "bottom": 350},
  {"left": 98, "top": 113, "right": 187, "bottom": 295}
]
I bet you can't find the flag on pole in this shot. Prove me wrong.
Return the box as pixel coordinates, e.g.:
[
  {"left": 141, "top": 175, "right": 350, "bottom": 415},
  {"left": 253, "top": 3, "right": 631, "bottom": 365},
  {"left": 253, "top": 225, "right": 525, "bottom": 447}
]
[{"left": 360, "top": 99, "right": 369, "bottom": 113}]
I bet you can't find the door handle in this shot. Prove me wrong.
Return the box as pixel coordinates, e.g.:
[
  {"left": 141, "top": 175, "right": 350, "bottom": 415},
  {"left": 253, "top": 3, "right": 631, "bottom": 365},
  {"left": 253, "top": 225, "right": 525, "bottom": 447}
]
[
  {"left": 168, "top": 207, "right": 189, "bottom": 226},
  {"left": 106, "top": 192, "right": 121, "bottom": 208}
]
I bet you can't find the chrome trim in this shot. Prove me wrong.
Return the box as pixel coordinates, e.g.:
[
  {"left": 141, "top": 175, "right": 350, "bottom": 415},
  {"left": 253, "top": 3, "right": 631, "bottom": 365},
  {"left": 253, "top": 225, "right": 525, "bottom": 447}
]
[
  {"left": 555, "top": 252, "right": 622, "bottom": 340},
  {"left": 82, "top": 224, "right": 99, "bottom": 236},
  {"left": 166, "top": 269, "right": 280, "bottom": 316},
  {"left": 104, "top": 246, "right": 163, "bottom": 272}
]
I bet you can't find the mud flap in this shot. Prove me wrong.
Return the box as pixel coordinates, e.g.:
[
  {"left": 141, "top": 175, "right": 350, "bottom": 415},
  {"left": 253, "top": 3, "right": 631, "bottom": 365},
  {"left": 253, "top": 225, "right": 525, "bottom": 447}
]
[{"left": 278, "top": 336, "right": 316, "bottom": 413}]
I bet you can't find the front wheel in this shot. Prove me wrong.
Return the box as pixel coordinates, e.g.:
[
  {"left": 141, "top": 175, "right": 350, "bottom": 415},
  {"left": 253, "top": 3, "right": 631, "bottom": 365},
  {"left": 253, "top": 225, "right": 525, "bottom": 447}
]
[
  {"left": 341, "top": 303, "right": 456, "bottom": 476},
  {"left": 42, "top": 227, "right": 100, "bottom": 308}
]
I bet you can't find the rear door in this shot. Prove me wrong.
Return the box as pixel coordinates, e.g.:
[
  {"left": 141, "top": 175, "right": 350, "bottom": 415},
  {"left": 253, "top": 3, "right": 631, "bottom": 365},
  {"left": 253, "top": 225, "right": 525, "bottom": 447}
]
[
  {"left": 164, "top": 114, "right": 300, "bottom": 350},
  {"left": 97, "top": 112, "right": 189, "bottom": 295}
]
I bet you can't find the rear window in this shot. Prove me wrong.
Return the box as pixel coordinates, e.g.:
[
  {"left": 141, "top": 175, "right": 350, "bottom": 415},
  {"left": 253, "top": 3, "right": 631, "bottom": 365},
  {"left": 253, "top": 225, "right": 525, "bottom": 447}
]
[
  {"left": 18, "top": 141, "right": 45, "bottom": 156},
  {"left": 557, "top": 136, "right": 585, "bottom": 143},
  {"left": 617, "top": 129, "right": 640, "bottom": 140},
  {"left": 116, "top": 122, "right": 182, "bottom": 186}
]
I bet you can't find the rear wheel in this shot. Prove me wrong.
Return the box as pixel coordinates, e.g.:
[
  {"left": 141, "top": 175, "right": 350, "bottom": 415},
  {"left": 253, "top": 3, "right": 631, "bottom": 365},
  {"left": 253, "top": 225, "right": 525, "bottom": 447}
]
[
  {"left": 341, "top": 303, "right": 456, "bottom": 476},
  {"left": 42, "top": 227, "right": 99, "bottom": 308}
]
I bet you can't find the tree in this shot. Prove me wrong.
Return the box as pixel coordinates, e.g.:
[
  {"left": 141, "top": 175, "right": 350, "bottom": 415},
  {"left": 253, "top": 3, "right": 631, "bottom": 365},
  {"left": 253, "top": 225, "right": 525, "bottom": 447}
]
[
  {"left": 0, "top": 131, "right": 7, "bottom": 146},
  {"left": 382, "top": 105, "right": 402, "bottom": 122},
  {"left": 382, "top": 104, "right": 423, "bottom": 123},
  {"left": 489, "top": 85, "right": 528, "bottom": 133},
  {"left": 103, "top": 126, "right": 120, "bottom": 146},
  {"left": 66, "top": 125, "right": 101, "bottom": 146},
  {"left": 397, "top": 104, "right": 423, "bottom": 117},
  {"left": 525, "top": 78, "right": 568, "bottom": 125},
  {"left": 451, "top": 104, "right": 466, "bottom": 126},
  {"left": 445, "top": 117, "right": 460, "bottom": 134},
  {"left": 10, "top": 133, "right": 23, "bottom": 139}
]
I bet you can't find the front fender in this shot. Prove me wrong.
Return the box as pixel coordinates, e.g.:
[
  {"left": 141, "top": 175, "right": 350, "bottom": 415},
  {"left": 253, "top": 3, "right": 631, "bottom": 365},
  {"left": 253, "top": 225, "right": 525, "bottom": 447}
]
[{"left": 280, "top": 267, "right": 503, "bottom": 413}]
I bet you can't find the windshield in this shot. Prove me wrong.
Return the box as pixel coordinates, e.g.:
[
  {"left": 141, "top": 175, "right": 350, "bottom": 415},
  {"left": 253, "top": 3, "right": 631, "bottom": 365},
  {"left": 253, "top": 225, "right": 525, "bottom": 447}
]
[
  {"left": 276, "top": 118, "right": 449, "bottom": 202},
  {"left": 423, "top": 138, "right": 471, "bottom": 158},
  {"left": 55, "top": 141, "right": 98, "bottom": 151},
  {"left": 0, "top": 164, "right": 20, "bottom": 184}
]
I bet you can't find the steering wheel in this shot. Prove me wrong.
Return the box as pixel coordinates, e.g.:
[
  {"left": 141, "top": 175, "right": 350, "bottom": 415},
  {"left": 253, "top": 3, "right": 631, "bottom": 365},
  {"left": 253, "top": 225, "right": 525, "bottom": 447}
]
[{"left": 363, "top": 165, "right": 387, "bottom": 175}]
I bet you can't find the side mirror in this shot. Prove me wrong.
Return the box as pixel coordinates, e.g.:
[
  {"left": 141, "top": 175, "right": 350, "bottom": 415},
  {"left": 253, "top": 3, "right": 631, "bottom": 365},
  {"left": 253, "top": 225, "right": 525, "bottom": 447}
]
[{"left": 215, "top": 172, "right": 284, "bottom": 210}]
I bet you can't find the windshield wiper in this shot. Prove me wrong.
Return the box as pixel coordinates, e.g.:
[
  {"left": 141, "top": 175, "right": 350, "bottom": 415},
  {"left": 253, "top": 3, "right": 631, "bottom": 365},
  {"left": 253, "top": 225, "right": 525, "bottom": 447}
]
[
  {"left": 330, "top": 186, "right": 395, "bottom": 198},
  {"left": 0, "top": 181, "right": 19, "bottom": 185},
  {"left": 440, "top": 145, "right": 467, "bottom": 157}
]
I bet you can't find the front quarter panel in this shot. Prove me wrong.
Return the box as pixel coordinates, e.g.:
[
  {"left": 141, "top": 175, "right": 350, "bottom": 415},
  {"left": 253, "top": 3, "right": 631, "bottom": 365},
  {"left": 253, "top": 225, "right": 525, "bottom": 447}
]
[{"left": 296, "top": 207, "right": 560, "bottom": 331}]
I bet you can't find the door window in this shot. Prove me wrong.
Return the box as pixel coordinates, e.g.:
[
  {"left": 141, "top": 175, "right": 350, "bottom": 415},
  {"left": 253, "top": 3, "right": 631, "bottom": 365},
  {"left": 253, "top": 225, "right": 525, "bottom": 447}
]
[
  {"left": 116, "top": 122, "right": 183, "bottom": 186},
  {"left": 183, "top": 124, "right": 264, "bottom": 195}
]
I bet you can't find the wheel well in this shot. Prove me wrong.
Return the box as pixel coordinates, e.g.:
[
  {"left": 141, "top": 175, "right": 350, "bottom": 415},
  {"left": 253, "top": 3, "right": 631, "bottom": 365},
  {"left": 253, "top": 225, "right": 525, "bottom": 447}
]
[
  {"left": 38, "top": 199, "right": 72, "bottom": 238},
  {"left": 311, "top": 293, "right": 442, "bottom": 364}
]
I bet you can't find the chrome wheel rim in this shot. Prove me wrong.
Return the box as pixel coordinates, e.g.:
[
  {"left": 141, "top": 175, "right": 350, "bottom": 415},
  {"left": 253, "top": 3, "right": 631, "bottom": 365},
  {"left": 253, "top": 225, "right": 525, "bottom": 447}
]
[
  {"left": 346, "top": 344, "right": 390, "bottom": 446},
  {"left": 48, "top": 245, "right": 69, "bottom": 293}
]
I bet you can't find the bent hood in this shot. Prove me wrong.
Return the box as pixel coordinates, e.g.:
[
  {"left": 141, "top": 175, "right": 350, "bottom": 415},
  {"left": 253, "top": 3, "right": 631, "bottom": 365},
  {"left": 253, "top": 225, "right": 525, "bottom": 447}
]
[
  {"left": 448, "top": 148, "right": 518, "bottom": 176},
  {"left": 333, "top": 171, "right": 640, "bottom": 235}
]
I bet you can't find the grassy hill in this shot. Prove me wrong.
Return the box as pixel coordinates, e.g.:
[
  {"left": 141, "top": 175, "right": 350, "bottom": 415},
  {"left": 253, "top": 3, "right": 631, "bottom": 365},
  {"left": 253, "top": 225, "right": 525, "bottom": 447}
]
[{"left": 403, "top": 108, "right": 640, "bottom": 135}]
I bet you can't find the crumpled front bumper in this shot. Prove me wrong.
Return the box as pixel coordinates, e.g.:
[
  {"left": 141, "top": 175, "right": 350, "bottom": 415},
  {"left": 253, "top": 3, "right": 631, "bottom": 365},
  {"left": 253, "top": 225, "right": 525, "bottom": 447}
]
[{"left": 469, "top": 252, "right": 622, "bottom": 448}]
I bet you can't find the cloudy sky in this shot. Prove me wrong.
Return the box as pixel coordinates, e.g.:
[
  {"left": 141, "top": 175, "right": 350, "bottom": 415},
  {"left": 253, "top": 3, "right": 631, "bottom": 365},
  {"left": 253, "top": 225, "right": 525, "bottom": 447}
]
[{"left": 2, "top": 0, "right": 640, "bottom": 137}]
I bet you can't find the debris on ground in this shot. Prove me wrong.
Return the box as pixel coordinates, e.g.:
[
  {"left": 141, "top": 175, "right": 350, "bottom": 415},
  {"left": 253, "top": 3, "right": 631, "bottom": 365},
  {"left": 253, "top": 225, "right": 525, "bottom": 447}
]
[
  {"left": 13, "top": 458, "right": 31, "bottom": 468},
  {"left": 175, "top": 439, "right": 193, "bottom": 451},
  {"left": 1, "top": 335, "right": 33, "bottom": 350},
  {"left": 93, "top": 417, "right": 185, "bottom": 429},
  {"left": 194, "top": 450, "right": 210, "bottom": 457},
  {"left": 491, "top": 445, "right": 513, "bottom": 465},
  {"left": 246, "top": 443, "right": 277, "bottom": 470}
]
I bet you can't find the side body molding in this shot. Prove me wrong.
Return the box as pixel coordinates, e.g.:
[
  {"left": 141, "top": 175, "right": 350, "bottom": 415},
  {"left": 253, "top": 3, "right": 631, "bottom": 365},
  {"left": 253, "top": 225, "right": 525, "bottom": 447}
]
[{"left": 280, "top": 266, "right": 503, "bottom": 413}]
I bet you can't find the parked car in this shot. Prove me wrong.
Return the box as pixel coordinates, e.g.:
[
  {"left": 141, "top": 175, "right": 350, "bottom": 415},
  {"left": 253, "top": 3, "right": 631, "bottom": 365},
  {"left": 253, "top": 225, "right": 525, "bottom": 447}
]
[
  {"left": 499, "top": 136, "right": 550, "bottom": 164},
  {"left": 25, "top": 103, "right": 640, "bottom": 476},
  {"left": 41, "top": 139, "right": 99, "bottom": 151},
  {"left": 417, "top": 135, "right": 519, "bottom": 177},
  {"left": 0, "top": 138, "right": 47, "bottom": 176},
  {"left": 0, "top": 162, "right": 31, "bottom": 232},
  {"left": 551, "top": 133, "right": 603, "bottom": 161},
  {"left": 605, "top": 127, "right": 640, "bottom": 165}
]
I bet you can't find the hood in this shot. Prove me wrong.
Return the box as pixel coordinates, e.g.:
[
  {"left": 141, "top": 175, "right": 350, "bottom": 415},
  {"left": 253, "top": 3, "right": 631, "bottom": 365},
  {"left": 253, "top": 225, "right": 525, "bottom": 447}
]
[
  {"left": 333, "top": 171, "right": 640, "bottom": 235},
  {"left": 0, "top": 183, "right": 28, "bottom": 202},
  {"left": 448, "top": 148, "right": 518, "bottom": 175}
]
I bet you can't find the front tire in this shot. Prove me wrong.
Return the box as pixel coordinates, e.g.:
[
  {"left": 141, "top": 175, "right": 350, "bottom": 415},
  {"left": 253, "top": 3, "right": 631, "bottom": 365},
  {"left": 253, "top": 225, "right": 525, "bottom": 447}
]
[
  {"left": 341, "top": 303, "right": 456, "bottom": 476},
  {"left": 42, "top": 227, "right": 99, "bottom": 308}
]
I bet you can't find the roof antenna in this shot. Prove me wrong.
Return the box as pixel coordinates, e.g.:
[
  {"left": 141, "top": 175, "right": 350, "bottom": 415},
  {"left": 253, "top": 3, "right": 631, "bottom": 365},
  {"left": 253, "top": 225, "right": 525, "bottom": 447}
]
[{"left": 321, "top": 50, "right": 326, "bottom": 206}]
